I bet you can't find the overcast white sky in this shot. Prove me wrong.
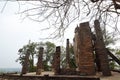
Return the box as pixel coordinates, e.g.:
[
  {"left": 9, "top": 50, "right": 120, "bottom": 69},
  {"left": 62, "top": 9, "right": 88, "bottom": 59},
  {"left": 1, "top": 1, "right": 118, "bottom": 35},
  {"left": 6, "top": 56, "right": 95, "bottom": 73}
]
[
  {"left": 0, "top": 1, "right": 41, "bottom": 68},
  {"left": 0, "top": 1, "right": 76, "bottom": 68}
]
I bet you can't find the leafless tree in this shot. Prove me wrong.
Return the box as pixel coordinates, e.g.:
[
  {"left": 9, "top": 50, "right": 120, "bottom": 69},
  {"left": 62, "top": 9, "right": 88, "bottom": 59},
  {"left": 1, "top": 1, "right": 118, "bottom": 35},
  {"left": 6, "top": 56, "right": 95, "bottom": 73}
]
[{"left": 7, "top": 0, "right": 120, "bottom": 38}]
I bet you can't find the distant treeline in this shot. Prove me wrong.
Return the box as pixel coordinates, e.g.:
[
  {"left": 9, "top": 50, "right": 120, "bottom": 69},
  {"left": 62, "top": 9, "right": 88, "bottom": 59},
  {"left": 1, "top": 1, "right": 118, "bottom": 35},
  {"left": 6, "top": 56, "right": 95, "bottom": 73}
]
[{"left": 0, "top": 68, "right": 21, "bottom": 73}]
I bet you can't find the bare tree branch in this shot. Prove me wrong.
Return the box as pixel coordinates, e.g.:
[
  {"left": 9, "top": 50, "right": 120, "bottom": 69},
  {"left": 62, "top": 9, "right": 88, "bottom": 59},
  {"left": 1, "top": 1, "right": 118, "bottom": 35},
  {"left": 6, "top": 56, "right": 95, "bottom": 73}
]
[{"left": 6, "top": 0, "right": 120, "bottom": 39}]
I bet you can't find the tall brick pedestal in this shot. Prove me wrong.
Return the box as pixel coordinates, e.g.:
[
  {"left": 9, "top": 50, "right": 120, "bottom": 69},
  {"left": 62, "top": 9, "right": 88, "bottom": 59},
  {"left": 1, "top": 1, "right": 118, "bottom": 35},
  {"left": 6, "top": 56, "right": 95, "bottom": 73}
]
[{"left": 74, "top": 22, "right": 95, "bottom": 75}]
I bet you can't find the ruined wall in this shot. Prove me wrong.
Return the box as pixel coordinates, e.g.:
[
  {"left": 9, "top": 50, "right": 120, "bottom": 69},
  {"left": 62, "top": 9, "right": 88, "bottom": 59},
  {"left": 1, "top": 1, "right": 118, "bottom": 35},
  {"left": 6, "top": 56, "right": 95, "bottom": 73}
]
[
  {"left": 74, "top": 22, "right": 95, "bottom": 75},
  {"left": 94, "top": 20, "right": 111, "bottom": 76}
]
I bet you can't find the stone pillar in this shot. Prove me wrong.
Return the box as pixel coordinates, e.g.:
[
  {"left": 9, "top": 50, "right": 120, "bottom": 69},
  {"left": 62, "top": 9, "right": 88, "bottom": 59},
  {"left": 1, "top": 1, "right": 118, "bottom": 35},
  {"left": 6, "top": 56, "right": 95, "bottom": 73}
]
[
  {"left": 73, "top": 26, "right": 80, "bottom": 70},
  {"left": 21, "top": 49, "right": 30, "bottom": 74},
  {"left": 78, "top": 22, "right": 95, "bottom": 75},
  {"left": 94, "top": 20, "right": 111, "bottom": 76},
  {"left": 53, "top": 46, "right": 61, "bottom": 75},
  {"left": 66, "top": 39, "right": 70, "bottom": 69},
  {"left": 36, "top": 47, "right": 44, "bottom": 75},
  {"left": 95, "top": 52, "right": 101, "bottom": 72}
]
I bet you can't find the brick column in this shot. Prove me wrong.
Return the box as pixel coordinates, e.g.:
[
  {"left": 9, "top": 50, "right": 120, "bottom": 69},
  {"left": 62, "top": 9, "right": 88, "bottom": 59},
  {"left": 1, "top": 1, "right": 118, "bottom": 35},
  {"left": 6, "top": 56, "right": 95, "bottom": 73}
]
[
  {"left": 73, "top": 26, "right": 80, "bottom": 70},
  {"left": 66, "top": 39, "right": 70, "bottom": 69},
  {"left": 78, "top": 22, "right": 95, "bottom": 75},
  {"left": 94, "top": 20, "right": 111, "bottom": 76},
  {"left": 36, "top": 47, "right": 44, "bottom": 75},
  {"left": 21, "top": 49, "right": 30, "bottom": 74},
  {"left": 53, "top": 46, "right": 61, "bottom": 75}
]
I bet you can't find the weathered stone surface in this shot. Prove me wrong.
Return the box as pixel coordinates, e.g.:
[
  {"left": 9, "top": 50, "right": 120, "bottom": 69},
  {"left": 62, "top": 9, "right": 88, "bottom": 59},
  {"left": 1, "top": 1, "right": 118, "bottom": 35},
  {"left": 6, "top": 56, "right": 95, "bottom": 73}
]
[
  {"left": 66, "top": 39, "right": 70, "bottom": 69},
  {"left": 21, "top": 49, "right": 30, "bottom": 74},
  {"left": 1, "top": 73, "right": 100, "bottom": 80},
  {"left": 53, "top": 46, "right": 61, "bottom": 75},
  {"left": 60, "top": 68, "right": 80, "bottom": 75},
  {"left": 36, "top": 47, "right": 44, "bottom": 75},
  {"left": 94, "top": 20, "right": 111, "bottom": 76},
  {"left": 74, "top": 22, "right": 95, "bottom": 75},
  {"left": 95, "top": 53, "right": 101, "bottom": 72},
  {"left": 73, "top": 26, "right": 81, "bottom": 69}
]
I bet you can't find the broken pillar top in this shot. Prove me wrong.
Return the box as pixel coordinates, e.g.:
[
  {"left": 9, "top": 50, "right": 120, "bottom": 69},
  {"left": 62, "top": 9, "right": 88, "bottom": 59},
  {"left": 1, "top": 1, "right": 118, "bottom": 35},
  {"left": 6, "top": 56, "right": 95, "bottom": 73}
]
[
  {"left": 74, "top": 25, "right": 79, "bottom": 33},
  {"left": 39, "top": 47, "right": 44, "bottom": 50},
  {"left": 56, "top": 46, "right": 60, "bottom": 52}
]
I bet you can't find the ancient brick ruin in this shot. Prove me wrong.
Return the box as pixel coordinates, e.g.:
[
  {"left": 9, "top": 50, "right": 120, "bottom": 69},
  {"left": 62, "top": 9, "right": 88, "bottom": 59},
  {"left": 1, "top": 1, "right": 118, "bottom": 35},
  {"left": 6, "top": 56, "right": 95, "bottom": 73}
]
[
  {"left": 36, "top": 47, "right": 44, "bottom": 75},
  {"left": 21, "top": 20, "right": 113, "bottom": 76},
  {"left": 94, "top": 20, "right": 111, "bottom": 76},
  {"left": 66, "top": 39, "right": 70, "bottom": 69},
  {"left": 21, "top": 49, "right": 30, "bottom": 74},
  {"left": 74, "top": 22, "right": 95, "bottom": 75},
  {"left": 53, "top": 46, "right": 61, "bottom": 75},
  {"left": 73, "top": 20, "right": 111, "bottom": 76}
]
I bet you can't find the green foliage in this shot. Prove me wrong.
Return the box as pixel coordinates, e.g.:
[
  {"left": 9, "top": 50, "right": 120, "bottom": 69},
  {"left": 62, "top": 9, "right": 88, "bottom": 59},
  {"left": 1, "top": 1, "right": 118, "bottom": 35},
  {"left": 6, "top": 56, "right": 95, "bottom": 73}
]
[
  {"left": 29, "top": 66, "right": 37, "bottom": 72},
  {"left": 16, "top": 41, "right": 37, "bottom": 72},
  {"left": 116, "top": 50, "right": 120, "bottom": 56},
  {"left": 35, "top": 41, "right": 55, "bottom": 71},
  {"left": 115, "top": 49, "right": 120, "bottom": 63},
  {"left": 70, "top": 58, "right": 77, "bottom": 68},
  {"left": 16, "top": 41, "right": 56, "bottom": 72},
  {"left": 60, "top": 45, "right": 77, "bottom": 68},
  {"left": 108, "top": 49, "right": 120, "bottom": 70},
  {"left": 16, "top": 47, "right": 28, "bottom": 66},
  {"left": 69, "top": 45, "right": 77, "bottom": 68},
  {"left": 60, "top": 46, "right": 66, "bottom": 68},
  {"left": 44, "top": 41, "right": 56, "bottom": 64},
  {"left": 43, "top": 60, "right": 51, "bottom": 71},
  {"left": 102, "top": 29, "right": 117, "bottom": 47},
  {"left": 109, "top": 61, "right": 116, "bottom": 70},
  {"left": 16, "top": 41, "right": 37, "bottom": 69}
]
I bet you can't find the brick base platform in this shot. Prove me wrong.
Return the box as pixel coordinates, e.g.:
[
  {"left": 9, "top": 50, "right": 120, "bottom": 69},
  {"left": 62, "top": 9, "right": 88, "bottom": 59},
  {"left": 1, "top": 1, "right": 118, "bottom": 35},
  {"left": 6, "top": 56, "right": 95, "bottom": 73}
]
[{"left": 1, "top": 73, "right": 100, "bottom": 80}]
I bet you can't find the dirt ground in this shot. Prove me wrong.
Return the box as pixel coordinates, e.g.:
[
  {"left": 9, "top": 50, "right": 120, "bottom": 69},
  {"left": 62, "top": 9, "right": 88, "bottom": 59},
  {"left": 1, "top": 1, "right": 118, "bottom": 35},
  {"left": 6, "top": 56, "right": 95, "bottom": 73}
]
[{"left": 99, "top": 72, "right": 120, "bottom": 80}]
